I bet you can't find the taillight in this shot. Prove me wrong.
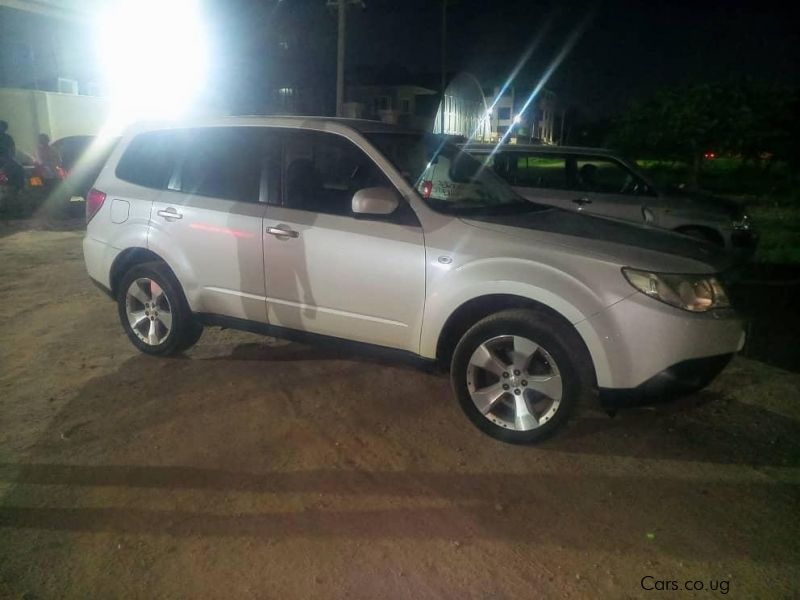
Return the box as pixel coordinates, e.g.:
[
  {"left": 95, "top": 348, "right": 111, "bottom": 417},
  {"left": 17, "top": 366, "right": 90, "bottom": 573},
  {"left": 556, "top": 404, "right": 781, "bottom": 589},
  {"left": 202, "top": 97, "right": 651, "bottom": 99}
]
[
  {"left": 86, "top": 188, "right": 107, "bottom": 222},
  {"left": 421, "top": 179, "right": 433, "bottom": 199}
]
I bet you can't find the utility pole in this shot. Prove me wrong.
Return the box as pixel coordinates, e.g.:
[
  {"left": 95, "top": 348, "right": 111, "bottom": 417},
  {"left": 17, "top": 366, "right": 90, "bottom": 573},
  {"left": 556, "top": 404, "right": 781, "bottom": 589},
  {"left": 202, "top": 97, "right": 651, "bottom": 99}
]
[
  {"left": 440, "top": 0, "right": 447, "bottom": 133},
  {"left": 328, "top": 0, "right": 364, "bottom": 117},
  {"left": 336, "top": 0, "right": 346, "bottom": 117}
]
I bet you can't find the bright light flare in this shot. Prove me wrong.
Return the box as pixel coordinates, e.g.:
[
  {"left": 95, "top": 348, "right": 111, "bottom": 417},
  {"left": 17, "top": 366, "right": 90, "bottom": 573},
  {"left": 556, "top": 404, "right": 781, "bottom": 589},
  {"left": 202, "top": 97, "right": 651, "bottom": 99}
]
[
  {"left": 461, "top": 15, "right": 554, "bottom": 145},
  {"left": 484, "top": 8, "right": 595, "bottom": 163},
  {"left": 96, "top": 0, "right": 208, "bottom": 130}
]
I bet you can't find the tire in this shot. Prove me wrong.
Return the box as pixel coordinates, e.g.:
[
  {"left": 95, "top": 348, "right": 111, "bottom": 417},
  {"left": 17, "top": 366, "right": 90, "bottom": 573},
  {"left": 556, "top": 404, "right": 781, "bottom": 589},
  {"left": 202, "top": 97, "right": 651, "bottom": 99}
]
[
  {"left": 451, "top": 308, "right": 594, "bottom": 444},
  {"left": 117, "top": 261, "right": 203, "bottom": 356}
]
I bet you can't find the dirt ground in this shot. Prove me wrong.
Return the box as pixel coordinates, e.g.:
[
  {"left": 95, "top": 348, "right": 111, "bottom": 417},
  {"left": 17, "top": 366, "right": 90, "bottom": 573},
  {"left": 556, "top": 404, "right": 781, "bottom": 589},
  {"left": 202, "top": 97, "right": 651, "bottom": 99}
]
[{"left": 1, "top": 221, "right": 799, "bottom": 599}]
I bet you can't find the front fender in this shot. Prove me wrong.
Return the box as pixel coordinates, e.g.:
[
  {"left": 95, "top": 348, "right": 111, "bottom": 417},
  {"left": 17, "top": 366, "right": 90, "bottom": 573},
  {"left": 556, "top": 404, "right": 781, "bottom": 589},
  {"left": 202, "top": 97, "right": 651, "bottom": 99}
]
[{"left": 419, "top": 258, "right": 620, "bottom": 387}]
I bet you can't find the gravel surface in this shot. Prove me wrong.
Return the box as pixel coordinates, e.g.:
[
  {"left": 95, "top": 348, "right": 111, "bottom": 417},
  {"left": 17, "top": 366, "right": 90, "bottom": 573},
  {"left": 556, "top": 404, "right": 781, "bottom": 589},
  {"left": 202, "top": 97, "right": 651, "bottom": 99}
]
[{"left": 1, "top": 225, "right": 798, "bottom": 599}]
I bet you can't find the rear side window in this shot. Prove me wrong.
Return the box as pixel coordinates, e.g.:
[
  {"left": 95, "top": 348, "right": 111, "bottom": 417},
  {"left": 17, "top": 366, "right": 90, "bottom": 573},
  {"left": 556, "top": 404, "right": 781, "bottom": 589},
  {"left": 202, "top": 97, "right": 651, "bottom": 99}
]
[
  {"left": 175, "top": 127, "right": 265, "bottom": 203},
  {"left": 115, "top": 130, "right": 180, "bottom": 189},
  {"left": 491, "top": 152, "right": 568, "bottom": 189}
]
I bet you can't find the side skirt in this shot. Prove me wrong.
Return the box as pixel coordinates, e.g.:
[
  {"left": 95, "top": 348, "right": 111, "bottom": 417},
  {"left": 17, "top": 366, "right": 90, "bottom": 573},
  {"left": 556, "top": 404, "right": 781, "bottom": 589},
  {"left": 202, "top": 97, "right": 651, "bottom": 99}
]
[{"left": 195, "top": 313, "right": 439, "bottom": 371}]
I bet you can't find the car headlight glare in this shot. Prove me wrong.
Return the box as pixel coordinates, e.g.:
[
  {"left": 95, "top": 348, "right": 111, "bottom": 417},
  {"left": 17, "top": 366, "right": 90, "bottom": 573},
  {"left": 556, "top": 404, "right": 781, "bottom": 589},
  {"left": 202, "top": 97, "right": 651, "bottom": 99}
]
[{"left": 622, "top": 268, "right": 730, "bottom": 312}]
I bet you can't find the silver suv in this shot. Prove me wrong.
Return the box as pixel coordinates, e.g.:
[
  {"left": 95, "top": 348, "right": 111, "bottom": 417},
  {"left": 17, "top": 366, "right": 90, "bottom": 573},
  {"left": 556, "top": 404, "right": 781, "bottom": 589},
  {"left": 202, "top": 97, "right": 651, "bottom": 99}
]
[
  {"left": 463, "top": 144, "right": 758, "bottom": 261},
  {"left": 83, "top": 117, "right": 745, "bottom": 443}
]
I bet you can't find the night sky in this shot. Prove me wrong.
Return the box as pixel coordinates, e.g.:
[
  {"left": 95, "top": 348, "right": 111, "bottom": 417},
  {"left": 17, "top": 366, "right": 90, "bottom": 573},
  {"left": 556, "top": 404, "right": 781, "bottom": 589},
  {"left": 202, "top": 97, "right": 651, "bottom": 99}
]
[{"left": 208, "top": 0, "right": 799, "bottom": 117}]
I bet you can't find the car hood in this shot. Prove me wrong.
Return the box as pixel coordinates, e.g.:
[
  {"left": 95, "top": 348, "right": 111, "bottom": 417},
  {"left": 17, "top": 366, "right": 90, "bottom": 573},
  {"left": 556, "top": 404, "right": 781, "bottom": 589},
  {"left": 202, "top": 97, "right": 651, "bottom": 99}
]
[{"left": 461, "top": 208, "right": 733, "bottom": 273}]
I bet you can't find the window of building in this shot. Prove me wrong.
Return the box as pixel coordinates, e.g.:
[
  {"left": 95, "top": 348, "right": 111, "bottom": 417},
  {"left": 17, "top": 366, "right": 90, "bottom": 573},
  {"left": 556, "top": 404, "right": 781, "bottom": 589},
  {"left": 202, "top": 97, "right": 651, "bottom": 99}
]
[
  {"left": 401, "top": 98, "right": 411, "bottom": 113},
  {"left": 282, "top": 131, "right": 390, "bottom": 216},
  {"left": 277, "top": 87, "right": 297, "bottom": 112},
  {"left": 174, "top": 128, "right": 266, "bottom": 203},
  {"left": 498, "top": 107, "right": 511, "bottom": 120}
]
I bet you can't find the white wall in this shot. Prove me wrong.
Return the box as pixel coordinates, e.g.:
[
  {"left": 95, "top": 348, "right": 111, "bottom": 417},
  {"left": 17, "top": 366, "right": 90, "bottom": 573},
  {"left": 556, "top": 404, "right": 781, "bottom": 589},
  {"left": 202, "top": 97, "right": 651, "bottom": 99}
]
[{"left": 0, "top": 88, "right": 110, "bottom": 157}]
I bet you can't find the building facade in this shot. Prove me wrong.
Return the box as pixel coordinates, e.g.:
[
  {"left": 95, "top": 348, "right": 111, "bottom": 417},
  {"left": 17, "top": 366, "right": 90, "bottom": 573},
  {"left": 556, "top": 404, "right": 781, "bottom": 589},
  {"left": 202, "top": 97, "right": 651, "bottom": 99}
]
[
  {"left": 0, "top": 2, "right": 100, "bottom": 96},
  {"left": 422, "top": 73, "right": 560, "bottom": 144},
  {"left": 484, "top": 86, "right": 559, "bottom": 144},
  {"left": 432, "top": 72, "right": 491, "bottom": 141},
  {"left": 343, "top": 83, "right": 439, "bottom": 129}
]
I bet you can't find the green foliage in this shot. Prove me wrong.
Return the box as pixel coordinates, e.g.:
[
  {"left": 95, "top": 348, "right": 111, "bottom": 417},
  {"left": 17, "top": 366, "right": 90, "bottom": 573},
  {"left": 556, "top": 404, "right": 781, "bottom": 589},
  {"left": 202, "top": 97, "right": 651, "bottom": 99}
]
[
  {"left": 750, "top": 205, "right": 800, "bottom": 264},
  {"left": 636, "top": 158, "right": 793, "bottom": 197},
  {"left": 610, "top": 82, "right": 799, "bottom": 187}
]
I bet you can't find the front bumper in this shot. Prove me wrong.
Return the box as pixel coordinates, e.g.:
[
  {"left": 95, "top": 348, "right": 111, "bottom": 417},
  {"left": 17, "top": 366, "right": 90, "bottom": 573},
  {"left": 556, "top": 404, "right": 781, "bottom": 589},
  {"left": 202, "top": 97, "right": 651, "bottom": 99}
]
[
  {"left": 599, "top": 353, "right": 733, "bottom": 407},
  {"left": 575, "top": 292, "right": 745, "bottom": 390}
]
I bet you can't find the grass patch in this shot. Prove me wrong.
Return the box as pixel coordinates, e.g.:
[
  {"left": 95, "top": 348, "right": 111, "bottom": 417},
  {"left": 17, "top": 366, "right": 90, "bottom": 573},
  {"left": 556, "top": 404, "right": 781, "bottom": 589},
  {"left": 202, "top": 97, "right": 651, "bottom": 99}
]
[{"left": 750, "top": 205, "right": 800, "bottom": 264}]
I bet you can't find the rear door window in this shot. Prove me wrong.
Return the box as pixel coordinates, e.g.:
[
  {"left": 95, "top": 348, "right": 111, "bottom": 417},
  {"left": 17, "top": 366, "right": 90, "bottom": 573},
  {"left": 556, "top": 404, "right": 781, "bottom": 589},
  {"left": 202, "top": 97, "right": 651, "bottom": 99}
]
[
  {"left": 115, "top": 130, "right": 181, "bottom": 189},
  {"left": 490, "top": 152, "right": 569, "bottom": 189},
  {"left": 173, "top": 127, "right": 266, "bottom": 203}
]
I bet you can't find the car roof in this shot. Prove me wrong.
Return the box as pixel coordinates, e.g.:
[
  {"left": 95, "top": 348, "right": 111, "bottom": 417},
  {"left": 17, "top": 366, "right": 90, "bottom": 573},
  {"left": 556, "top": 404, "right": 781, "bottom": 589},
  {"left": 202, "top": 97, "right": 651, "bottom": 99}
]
[
  {"left": 127, "top": 115, "right": 420, "bottom": 137},
  {"left": 461, "top": 143, "right": 619, "bottom": 157}
]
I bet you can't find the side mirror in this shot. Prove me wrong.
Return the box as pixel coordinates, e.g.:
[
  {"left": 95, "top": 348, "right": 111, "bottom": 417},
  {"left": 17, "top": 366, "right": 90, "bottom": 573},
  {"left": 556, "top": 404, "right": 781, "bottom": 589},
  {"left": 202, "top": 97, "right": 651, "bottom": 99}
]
[{"left": 352, "top": 186, "right": 400, "bottom": 216}]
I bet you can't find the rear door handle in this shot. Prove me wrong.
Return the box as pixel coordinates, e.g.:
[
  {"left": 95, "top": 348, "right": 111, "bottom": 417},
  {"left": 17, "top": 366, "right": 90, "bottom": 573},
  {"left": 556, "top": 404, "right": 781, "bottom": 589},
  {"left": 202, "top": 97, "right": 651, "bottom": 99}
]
[
  {"left": 266, "top": 226, "right": 299, "bottom": 238},
  {"left": 157, "top": 208, "right": 182, "bottom": 221}
]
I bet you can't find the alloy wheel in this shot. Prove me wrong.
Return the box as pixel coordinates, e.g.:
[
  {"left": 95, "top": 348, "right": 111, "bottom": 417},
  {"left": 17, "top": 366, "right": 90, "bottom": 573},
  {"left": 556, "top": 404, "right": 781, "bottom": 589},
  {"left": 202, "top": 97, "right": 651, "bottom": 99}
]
[
  {"left": 466, "top": 334, "right": 563, "bottom": 431},
  {"left": 125, "top": 277, "right": 173, "bottom": 346}
]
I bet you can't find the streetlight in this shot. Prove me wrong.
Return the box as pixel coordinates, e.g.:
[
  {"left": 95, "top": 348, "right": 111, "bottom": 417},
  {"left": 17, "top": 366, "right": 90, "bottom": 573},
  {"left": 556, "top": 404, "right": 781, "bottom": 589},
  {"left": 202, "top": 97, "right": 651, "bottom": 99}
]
[{"left": 95, "top": 0, "right": 209, "bottom": 130}]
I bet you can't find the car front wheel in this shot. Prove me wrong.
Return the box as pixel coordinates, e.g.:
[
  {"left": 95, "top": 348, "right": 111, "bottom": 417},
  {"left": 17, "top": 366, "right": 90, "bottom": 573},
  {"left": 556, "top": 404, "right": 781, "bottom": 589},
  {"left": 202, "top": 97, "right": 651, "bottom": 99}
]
[{"left": 451, "top": 308, "right": 594, "bottom": 443}]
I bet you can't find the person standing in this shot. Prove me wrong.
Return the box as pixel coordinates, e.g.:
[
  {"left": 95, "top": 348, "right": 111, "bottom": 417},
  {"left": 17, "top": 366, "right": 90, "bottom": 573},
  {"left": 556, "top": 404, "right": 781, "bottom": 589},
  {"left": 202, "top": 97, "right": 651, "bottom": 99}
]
[
  {"left": 0, "top": 121, "right": 23, "bottom": 212},
  {"left": 0, "top": 120, "right": 15, "bottom": 160},
  {"left": 36, "top": 133, "right": 62, "bottom": 181}
]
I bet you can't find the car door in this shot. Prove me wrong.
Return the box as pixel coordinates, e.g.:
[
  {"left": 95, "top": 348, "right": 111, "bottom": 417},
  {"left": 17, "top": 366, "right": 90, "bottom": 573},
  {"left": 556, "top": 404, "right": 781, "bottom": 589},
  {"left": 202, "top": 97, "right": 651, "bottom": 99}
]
[
  {"left": 567, "top": 155, "right": 653, "bottom": 223},
  {"left": 263, "top": 129, "right": 425, "bottom": 352},
  {"left": 148, "top": 127, "right": 271, "bottom": 323}
]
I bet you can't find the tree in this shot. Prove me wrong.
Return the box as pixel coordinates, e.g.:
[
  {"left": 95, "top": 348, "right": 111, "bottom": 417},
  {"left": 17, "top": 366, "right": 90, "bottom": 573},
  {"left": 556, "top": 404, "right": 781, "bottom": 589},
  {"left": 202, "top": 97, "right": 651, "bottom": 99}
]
[{"left": 610, "top": 81, "right": 796, "bottom": 188}]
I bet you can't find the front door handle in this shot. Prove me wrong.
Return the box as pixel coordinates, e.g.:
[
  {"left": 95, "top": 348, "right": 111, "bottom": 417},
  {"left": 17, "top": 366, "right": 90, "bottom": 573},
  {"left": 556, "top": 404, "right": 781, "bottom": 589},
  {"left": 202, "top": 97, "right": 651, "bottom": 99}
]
[
  {"left": 266, "top": 226, "right": 299, "bottom": 239},
  {"left": 572, "top": 197, "right": 592, "bottom": 208},
  {"left": 157, "top": 207, "right": 183, "bottom": 221}
]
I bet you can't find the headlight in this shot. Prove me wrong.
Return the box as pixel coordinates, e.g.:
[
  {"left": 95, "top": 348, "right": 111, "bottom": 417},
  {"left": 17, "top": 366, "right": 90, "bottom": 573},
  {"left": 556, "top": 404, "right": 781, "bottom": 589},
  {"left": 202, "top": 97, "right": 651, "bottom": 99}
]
[{"left": 622, "top": 268, "right": 730, "bottom": 312}]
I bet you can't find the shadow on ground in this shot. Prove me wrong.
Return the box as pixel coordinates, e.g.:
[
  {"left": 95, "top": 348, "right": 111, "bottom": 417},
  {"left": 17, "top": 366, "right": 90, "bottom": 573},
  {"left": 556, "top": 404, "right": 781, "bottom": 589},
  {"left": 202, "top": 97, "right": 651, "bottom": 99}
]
[{"left": 1, "top": 344, "right": 798, "bottom": 564}]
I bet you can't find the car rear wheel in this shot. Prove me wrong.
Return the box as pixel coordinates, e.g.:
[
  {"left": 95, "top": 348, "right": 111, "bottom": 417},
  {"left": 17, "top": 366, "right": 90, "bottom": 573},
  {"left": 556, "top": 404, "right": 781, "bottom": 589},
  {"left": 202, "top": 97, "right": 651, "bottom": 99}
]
[
  {"left": 117, "top": 262, "right": 203, "bottom": 356},
  {"left": 451, "top": 308, "right": 594, "bottom": 443}
]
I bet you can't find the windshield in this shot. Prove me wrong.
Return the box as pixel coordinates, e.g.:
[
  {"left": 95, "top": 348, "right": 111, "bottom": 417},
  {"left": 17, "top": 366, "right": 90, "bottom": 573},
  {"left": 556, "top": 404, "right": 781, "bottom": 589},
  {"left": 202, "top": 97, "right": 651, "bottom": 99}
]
[{"left": 365, "top": 133, "right": 545, "bottom": 215}]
